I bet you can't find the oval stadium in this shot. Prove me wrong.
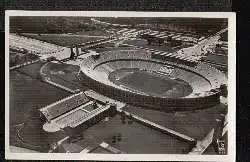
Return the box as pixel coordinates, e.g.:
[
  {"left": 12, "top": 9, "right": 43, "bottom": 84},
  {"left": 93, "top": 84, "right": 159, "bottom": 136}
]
[{"left": 80, "top": 49, "right": 226, "bottom": 111}]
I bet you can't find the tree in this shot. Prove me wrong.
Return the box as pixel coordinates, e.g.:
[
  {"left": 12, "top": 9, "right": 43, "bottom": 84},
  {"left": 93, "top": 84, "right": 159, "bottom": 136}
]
[
  {"left": 93, "top": 102, "right": 98, "bottom": 109},
  {"left": 220, "top": 84, "right": 228, "bottom": 97},
  {"left": 147, "top": 38, "right": 152, "bottom": 45},
  {"left": 92, "top": 54, "right": 100, "bottom": 60},
  {"left": 166, "top": 36, "right": 172, "bottom": 42},
  {"left": 47, "top": 56, "right": 57, "bottom": 62}
]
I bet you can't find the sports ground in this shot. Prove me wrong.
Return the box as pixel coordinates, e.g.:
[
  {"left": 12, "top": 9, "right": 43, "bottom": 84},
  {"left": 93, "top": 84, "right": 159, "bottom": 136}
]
[{"left": 109, "top": 69, "right": 192, "bottom": 98}]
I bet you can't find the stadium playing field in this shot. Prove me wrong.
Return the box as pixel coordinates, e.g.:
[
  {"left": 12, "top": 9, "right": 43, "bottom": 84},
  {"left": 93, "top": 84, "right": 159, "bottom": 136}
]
[{"left": 109, "top": 69, "right": 192, "bottom": 98}]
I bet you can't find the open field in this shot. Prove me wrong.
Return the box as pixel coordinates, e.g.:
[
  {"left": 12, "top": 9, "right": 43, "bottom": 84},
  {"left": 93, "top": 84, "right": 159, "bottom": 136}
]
[
  {"left": 110, "top": 69, "right": 192, "bottom": 98},
  {"left": 121, "top": 103, "right": 227, "bottom": 154},
  {"left": 10, "top": 65, "right": 71, "bottom": 150},
  {"left": 122, "top": 104, "right": 227, "bottom": 140},
  {"left": 41, "top": 62, "right": 90, "bottom": 92},
  {"left": 21, "top": 33, "right": 107, "bottom": 47}
]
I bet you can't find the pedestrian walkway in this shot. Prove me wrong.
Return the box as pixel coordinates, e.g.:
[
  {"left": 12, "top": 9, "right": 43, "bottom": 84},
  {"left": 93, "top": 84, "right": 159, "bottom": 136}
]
[
  {"left": 118, "top": 108, "right": 196, "bottom": 144},
  {"left": 44, "top": 78, "right": 75, "bottom": 93},
  {"left": 10, "top": 59, "right": 40, "bottom": 71}
]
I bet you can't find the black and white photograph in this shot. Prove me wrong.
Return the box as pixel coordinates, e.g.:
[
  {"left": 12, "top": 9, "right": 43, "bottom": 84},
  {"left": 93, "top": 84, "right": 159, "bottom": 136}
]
[{"left": 5, "top": 11, "right": 236, "bottom": 161}]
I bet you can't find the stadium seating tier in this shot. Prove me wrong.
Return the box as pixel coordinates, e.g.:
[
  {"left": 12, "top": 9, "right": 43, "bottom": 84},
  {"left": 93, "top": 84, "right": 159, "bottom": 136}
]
[{"left": 81, "top": 50, "right": 226, "bottom": 99}]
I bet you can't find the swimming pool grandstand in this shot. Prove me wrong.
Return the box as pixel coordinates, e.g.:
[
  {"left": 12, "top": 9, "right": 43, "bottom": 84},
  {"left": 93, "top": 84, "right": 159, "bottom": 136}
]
[
  {"left": 39, "top": 92, "right": 90, "bottom": 121},
  {"left": 39, "top": 92, "right": 117, "bottom": 131}
]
